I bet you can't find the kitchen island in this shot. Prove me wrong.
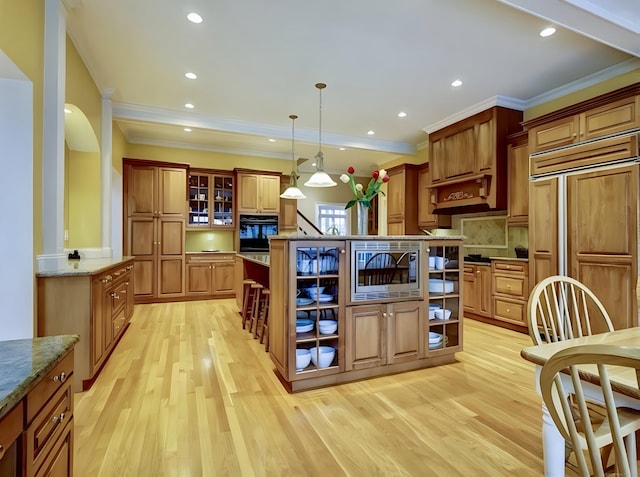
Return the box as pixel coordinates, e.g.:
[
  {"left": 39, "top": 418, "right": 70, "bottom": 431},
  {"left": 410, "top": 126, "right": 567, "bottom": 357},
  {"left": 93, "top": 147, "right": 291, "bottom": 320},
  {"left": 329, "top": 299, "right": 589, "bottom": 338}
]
[
  {"left": 0, "top": 335, "right": 78, "bottom": 475},
  {"left": 234, "top": 253, "right": 270, "bottom": 310},
  {"left": 268, "top": 235, "right": 463, "bottom": 392}
]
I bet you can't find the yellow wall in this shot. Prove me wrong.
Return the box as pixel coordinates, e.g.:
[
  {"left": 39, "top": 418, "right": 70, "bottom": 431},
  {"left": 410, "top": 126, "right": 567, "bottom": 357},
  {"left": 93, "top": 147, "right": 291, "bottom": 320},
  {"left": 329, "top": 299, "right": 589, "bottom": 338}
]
[
  {"left": 68, "top": 150, "right": 101, "bottom": 247},
  {"left": 0, "top": 0, "right": 45, "bottom": 254},
  {"left": 523, "top": 67, "right": 640, "bottom": 121}
]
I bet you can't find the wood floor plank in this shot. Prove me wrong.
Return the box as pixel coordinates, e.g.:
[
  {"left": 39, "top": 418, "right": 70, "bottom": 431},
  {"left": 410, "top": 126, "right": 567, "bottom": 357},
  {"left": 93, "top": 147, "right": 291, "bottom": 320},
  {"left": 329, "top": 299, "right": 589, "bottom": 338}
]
[{"left": 74, "top": 299, "right": 576, "bottom": 476}]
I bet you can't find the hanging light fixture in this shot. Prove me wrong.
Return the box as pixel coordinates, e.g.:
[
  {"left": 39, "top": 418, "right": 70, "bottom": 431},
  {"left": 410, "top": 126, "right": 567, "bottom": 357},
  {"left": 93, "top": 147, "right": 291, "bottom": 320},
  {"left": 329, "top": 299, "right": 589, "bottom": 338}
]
[
  {"left": 280, "top": 114, "right": 306, "bottom": 200},
  {"left": 304, "top": 82, "right": 337, "bottom": 187}
]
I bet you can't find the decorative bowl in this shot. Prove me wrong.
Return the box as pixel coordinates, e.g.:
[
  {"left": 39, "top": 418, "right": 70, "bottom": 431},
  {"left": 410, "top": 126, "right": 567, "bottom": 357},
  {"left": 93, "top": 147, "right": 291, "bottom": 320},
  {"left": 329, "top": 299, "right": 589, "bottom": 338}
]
[
  {"left": 309, "top": 346, "right": 335, "bottom": 368},
  {"left": 318, "top": 320, "right": 338, "bottom": 334},
  {"left": 296, "top": 348, "right": 311, "bottom": 370}
]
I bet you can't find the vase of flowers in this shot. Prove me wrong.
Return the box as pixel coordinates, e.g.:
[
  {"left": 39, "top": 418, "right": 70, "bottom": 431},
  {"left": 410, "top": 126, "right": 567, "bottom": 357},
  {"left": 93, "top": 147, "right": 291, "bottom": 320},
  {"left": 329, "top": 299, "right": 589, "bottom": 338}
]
[{"left": 340, "top": 166, "right": 389, "bottom": 235}]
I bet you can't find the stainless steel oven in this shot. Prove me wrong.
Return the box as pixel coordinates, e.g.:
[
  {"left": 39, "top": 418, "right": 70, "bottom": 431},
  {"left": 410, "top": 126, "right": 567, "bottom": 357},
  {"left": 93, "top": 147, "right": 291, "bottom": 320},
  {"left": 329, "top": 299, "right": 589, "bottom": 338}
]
[{"left": 239, "top": 215, "right": 279, "bottom": 252}]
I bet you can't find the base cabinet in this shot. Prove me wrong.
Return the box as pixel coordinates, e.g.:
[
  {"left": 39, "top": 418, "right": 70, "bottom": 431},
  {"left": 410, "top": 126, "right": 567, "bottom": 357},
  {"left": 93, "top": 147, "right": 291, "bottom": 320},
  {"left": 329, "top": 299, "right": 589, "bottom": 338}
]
[
  {"left": 491, "top": 259, "right": 529, "bottom": 330},
  {"left": 346, "top": 300, "right": 424, "bottom": 371},
  {"left": 463, "top": 264, "right": 492, "bottom": 318},
  {"left": 37, "top": 259, "right": 134, "bottom": 392},
  {"left": 186, "top": 253, "right": 236, "bottom": 298}
]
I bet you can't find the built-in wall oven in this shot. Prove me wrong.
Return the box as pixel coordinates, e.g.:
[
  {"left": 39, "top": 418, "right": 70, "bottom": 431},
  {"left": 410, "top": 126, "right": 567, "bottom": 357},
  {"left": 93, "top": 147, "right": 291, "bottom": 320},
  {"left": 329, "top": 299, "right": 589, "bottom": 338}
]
[{"left": 239, "top": 214, "right": 279, "bottom": 252}]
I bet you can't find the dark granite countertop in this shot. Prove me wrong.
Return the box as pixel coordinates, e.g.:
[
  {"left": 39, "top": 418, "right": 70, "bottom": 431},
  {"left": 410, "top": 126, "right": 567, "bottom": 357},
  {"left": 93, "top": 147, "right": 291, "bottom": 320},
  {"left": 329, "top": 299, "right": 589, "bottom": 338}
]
[
  {"left": 0, "top": 335, "right": 79, "bottom": 419},
  {"left": 36, "top": 256, "right": 134, "bottom": 278}
]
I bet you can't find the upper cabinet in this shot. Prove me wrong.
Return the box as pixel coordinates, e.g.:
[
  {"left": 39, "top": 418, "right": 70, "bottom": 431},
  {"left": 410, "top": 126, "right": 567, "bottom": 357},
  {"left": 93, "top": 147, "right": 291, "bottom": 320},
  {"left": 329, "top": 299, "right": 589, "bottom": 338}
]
[
  {"left": 386, "top": 164, "right": 419, "bottom": 235},
  {"left": 187, "top": 170, "right": 234, "bottom": 229},
  {"left": 528, "top": 94, "right": 640, "bottom": 154},
  {"left": 427, "top": 106, "right": 523, "bottom": 212},
  {"left": 127, "top": 163, "right": 187, "bottom": 217},
  {"left": 236, "top": 171, "right": 281, "bottom": 215},
  {"left": 506, "top": 131, "right": 529, "bottom": 226},
  {"left": 417, "top": 163, "right": 451, "bottom": 230}
]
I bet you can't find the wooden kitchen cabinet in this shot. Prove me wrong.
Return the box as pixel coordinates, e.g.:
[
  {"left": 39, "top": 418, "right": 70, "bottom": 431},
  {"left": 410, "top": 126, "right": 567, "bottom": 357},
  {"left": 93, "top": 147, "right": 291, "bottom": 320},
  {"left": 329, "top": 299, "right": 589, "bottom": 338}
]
[
  {"left": 417, "top": 163, "right": 451, "bottom": 229},
  {"left": 124, "top": 159, "right": 187, "bottom": 302},
  {"left": 386, "top": 164, "right": 419, "bottom": 234},
  {"left": 236, "top": 171, "right": 281, "bottom": 214},
  {"left": 492, "top": 259, "right": 529, "bottom": 331},
  {"left": 346, "top": 300, "right": 424, "bottom": 370},
  {"left": 528, "top": 94, "right": 640, "bottom": 153},
  {"left": 427, "top": 106, "right": 523, "bottom": 211},
  {"left": 187, "top": 170, "right": 234, "bottom": 229},
  {"left": 506, "top": 131, "right": 529, "bottom": 226},
  {"left": 38, "top": 259, "right": 134, "bottom": 392},
  {"left": 186, "top": 253, "right": 236, "bottom": 298},
  {"left": 463, "top": 264, "right": 492, "bottom": 319}
]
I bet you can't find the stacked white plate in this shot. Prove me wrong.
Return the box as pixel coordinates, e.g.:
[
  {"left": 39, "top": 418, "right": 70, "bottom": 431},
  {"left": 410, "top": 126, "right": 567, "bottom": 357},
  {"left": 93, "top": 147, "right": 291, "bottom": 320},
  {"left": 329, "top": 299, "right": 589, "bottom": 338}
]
[
  {"left": 428, "top": 332, "right": 448, "bottom": 349},
  {"left": 428, "top": 279, "right": 455, "bottom": 294},
  {"left": 296, "top": 319, "right": 314, "bottom": 333}
]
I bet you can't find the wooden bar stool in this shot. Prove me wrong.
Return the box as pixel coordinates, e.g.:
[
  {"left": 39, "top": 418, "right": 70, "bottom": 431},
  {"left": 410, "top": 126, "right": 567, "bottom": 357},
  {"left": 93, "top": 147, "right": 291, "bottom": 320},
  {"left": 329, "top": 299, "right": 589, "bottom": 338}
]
[
  {"left": 257, "top": 289, "right": 270, "bottom": 350},
  {"left": 241, "top": 279, "right": 256, "bottom": 325},
  {"left": 245, "top": 283, "right": 263, "bottom": 331}
]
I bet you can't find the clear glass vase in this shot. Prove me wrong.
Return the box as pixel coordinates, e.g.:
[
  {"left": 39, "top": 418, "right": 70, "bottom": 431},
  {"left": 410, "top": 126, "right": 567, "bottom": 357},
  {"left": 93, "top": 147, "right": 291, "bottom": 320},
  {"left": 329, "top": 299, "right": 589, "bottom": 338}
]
[{"left": 356, "top": 201, "right": 368, "bottom": 235}]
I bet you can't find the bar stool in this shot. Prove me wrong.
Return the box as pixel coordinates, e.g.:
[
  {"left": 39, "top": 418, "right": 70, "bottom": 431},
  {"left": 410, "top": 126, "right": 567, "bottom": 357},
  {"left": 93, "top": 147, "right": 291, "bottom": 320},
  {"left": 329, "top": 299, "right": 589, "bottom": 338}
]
[
  {"left": 257, "top": 289, "right": 270, "bottom": 351},
  {"left": 248, "top": 284, "right": 266, "bottom": 337},
  {"left": 243, "top": 282, "right": 262, "bottom": 331},
  {"left": 241, "top": 279, "right": 256, "bottom": 325}
]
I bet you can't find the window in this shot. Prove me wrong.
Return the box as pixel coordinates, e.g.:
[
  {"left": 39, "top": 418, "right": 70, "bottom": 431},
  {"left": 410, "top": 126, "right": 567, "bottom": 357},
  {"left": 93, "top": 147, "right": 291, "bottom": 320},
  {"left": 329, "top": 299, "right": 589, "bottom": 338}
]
[{"left": 317, "top": 203, "right": 349, "bottom": 235}]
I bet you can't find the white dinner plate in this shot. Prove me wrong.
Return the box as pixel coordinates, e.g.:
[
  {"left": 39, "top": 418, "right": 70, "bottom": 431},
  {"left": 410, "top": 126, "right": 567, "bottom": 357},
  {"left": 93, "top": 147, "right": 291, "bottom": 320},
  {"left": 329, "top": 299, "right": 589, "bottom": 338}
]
[
  {"left": 317, "top": 294, "right": 333, "bottom": 302},
  {"left": 296, "top": 297, "right": 313, "bottom": 306}
]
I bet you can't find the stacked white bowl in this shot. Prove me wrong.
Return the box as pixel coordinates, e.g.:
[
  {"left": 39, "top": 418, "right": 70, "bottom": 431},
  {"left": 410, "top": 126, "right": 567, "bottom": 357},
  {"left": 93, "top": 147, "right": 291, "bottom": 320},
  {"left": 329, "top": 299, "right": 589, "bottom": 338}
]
[
  {"left": 296, "top": 348, "right": 311, "bottom": 370},
  {"left": 318, "top": 320, "right": 338, "bottom": 334}
]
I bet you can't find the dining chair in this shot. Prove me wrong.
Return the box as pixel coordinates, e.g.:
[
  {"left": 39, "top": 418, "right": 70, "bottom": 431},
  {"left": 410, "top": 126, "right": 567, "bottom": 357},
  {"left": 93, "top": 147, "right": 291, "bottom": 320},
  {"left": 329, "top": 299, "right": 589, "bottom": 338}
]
[
  {"left": 364, "top": 253, "right": 397, "bottom": 285},
  {"left": 527, "top": 275, "right": 614, "bottom": 346},
  {"left": 540, "top": 344, "right": 640, "bottom": 477}
]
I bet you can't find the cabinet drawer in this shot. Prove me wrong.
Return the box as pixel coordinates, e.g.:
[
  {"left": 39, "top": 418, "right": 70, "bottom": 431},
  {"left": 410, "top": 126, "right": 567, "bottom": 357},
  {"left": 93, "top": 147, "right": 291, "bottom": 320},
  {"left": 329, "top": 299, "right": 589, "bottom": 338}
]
[
  {"left": 26, "top": 352, "right": 73, "bottom": 423},
  {"left": 492, "top": 261, "right": 527, "bottom": 274},
  {"left": 112, "top": 313, "right": 126, "bottom": 339},
  {"left": 0, "top": 401, "right": 23, "bottom": 461},
  {"left": 187, "top": 253, "right": 235, "bottom": 263},
  {"left": 494, "top": 275, "right": 527, "bottom": 298},
  {"left": 25, "top": 378, "right": 73, "bottom": 476},
  {"left": 494, "top": 298, "right": 525, "bottom": 326}
]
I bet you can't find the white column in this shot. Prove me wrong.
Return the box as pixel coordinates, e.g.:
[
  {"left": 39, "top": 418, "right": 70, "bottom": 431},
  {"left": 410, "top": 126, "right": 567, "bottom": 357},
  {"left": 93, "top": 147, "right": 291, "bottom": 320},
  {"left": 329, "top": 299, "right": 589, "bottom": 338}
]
[
  {"left": 37, "top": 0, "right": 67, "bottom": 272},
  {"left": 0, "top": 50, "right": 34, "bottom": 340},
  {"left": 101, "top": 90, "right": 113, "bottom": 257}
]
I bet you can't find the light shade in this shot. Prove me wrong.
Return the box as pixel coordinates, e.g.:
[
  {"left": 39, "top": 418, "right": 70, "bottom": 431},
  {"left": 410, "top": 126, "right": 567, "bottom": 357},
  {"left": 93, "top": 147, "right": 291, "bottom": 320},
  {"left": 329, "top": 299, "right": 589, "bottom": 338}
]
[
  {"left": 280, "top": 185, "right": 306, "bottom": 199},
  {"left": 304, "top": 171, "right": 337, "bottom": 187}
]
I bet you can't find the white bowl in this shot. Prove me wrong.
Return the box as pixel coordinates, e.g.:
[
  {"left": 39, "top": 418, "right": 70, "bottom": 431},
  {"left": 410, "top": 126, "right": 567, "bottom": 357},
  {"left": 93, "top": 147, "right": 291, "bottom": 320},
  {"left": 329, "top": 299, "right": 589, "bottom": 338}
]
[
  {"left": 296, "top": 348, "right": 311, "bottom": 370},
  {"left": 434, "top": 308, "right": 452, "bottom": 320},
  {"left": 318, "top": 320, "right": 338, "bottom": 334},
  {"left": 309, "top": 346, "right": 335, "bottom": 368},
  {"left": 306, "top": 285, "right": 325, "bottom": 296},
  {"left": 429, "top": 304, "right": 441, "bottom": 320}
]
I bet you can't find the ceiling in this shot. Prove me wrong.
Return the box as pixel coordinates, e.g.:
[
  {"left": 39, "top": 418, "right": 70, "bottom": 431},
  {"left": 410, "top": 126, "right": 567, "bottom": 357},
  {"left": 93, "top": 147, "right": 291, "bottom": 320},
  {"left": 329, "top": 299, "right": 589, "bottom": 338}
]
[{"left": 63, "top": 0, "right": 639, "bottom": 174}]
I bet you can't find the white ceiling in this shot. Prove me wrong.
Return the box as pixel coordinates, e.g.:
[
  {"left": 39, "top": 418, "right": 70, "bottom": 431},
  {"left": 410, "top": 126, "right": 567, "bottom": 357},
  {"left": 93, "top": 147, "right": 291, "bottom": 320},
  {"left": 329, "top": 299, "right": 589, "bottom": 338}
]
[{"left": 63, "top": 0, "right": 639, "bottom": 174}]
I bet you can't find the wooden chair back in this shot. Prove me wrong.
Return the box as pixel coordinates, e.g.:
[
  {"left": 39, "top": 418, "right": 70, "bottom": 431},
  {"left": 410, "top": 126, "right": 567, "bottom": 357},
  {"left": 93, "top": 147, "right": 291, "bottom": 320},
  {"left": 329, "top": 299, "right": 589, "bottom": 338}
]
[
  {"left": 540, "top": 344, "right": 640, "bottom": 477},
  {"left": 527, "top": 275, "right": 614, "bottom": 346},
  {"left": 364, "top": 253, "right": 397, "bottom": 285}
]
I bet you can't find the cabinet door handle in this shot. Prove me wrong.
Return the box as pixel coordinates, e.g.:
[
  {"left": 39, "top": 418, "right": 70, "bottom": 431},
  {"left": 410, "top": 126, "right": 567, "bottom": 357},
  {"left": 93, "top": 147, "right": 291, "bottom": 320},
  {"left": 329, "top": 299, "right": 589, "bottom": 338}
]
[
  {"left": 52, "top": 412, "right": 66, "bottom": 424},
  {"left": 52, "top": 371, "right": 67, "bottom": 383},
  {"left": 0, "top": 444, "right": 4, "bottom": 460},
  {"left": 111, "top": 292, "right": 120, "bottom": 300}
]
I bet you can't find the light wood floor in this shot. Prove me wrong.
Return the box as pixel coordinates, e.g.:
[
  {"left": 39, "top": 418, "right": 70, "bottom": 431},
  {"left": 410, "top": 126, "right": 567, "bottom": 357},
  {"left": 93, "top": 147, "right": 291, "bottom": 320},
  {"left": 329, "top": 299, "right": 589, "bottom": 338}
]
[{"left": 74, "top": 299, "right": 569, "bottom": 476}]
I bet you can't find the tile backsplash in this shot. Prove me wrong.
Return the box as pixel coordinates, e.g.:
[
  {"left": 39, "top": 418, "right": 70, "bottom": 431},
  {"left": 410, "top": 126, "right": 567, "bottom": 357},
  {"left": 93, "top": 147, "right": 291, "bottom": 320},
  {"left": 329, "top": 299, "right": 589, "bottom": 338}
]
[{"left": 430, "top": 211, "right": 528, "bottom": 258}]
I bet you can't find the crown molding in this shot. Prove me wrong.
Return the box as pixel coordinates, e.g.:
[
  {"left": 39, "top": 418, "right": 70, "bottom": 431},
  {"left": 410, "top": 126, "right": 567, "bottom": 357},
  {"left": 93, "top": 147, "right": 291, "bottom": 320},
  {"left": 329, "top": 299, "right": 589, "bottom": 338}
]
[{"left": 113, "top": 102, "right": 416, "bottom": 155}]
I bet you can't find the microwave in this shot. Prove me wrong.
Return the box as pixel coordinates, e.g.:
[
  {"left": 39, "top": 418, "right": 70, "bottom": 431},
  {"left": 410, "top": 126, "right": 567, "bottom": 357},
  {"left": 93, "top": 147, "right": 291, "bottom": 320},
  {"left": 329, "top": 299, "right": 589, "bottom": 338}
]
[{"left": 349, "top": 240, "right": 422, "bottom": 303}]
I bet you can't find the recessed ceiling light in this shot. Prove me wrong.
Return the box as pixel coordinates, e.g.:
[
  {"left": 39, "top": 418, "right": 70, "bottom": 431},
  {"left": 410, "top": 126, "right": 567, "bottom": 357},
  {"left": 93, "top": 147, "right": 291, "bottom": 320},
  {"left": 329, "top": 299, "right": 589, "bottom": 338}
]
[
  {"left": 268, "top": 138, "right": 276, "bottom": 142},
  {"left": 184, "top": 128, "right": 192, "bottom": 132},
  {"left": 339, "top": 147, "right": 346, "bottom": 151},
  {"left": 185, "top": 72, "right": 197, "bottom": 80},
  {"left": 540, "top": 27, "right": 556, "bottom": 37},
  {"left": 185, "top": 103, "right": 194, "bottom": 109},
  {"left": 187, "top": 12, "right": 203, "bottom": 24},
  {"left": 64, "top": 108, "right": 72, "bottom": 114},
  {"left": 367, "top": 130, "right": 375, "bottom": 135},
  {"left": 398, "top": 112, "right": 407, "bottom": 118},
  {"left": 451, "top": 79, "right": 462, "bottom": 87}
]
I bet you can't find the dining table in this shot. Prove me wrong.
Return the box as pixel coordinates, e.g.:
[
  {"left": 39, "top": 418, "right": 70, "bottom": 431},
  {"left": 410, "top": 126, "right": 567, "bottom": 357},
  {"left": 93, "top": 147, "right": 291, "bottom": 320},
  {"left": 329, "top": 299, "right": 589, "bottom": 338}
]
[{"left": 521, "top": 326, "right": 640, "bottom": 477}]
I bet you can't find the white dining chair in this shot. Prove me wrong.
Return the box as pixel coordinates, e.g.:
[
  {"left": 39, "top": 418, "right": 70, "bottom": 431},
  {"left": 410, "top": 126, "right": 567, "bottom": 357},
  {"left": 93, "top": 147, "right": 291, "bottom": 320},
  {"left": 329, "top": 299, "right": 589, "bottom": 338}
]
[{"left": 540, "top": 344, "right": 640, "bottom": 477}]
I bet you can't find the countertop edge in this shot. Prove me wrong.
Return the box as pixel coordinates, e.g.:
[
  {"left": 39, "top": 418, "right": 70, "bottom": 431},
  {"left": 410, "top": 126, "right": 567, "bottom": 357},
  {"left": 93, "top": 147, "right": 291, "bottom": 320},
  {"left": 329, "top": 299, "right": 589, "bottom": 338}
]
[
  {"left": 0, "top": 335, "right": 79, "bottom": 420},
  {"left": 36, "top": 256, "right": 134, "bottom": 278}
]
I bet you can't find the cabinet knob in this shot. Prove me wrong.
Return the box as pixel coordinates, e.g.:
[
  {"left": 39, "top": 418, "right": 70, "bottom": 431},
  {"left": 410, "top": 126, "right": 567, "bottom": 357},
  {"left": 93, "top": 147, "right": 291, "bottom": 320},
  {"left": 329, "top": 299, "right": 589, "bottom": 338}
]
[
  {"left": 506, "top": 308, "right": 511, "bottom": 312},
  {"left": 111, "top": 292, "right": 120, "bottom": 300},
  {"left": 52, "top": 372, "right": 67, "bottom": 383},
  {"left": 340, "top": 249, "right": 346, "bottom": 254},
  {"left": 52, "top": 412, "right": 66, "bottom": 424},
  {"left": 476, "top": 271, "right": 480, "bottom": 274},
  {"left": 382, "top": 312, "right": 387, "bottom": 318}
]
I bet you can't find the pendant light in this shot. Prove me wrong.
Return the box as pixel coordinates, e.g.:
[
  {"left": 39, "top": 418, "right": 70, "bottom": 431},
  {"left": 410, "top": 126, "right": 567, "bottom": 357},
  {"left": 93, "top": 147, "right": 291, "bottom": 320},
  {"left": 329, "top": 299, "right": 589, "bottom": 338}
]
[
  {"left": 304, "top": 83, "right": 337, "bottom": 188},
  {"left": 280, "top": 114, "right": 306, "bottom": 200}
]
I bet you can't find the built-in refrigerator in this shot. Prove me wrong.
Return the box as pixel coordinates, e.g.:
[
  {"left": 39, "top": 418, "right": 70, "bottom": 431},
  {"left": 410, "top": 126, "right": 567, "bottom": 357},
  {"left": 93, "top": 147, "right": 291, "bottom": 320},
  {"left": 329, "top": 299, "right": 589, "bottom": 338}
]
[{"left": 529, "top": 139, "right": 639, "bottom": 331}]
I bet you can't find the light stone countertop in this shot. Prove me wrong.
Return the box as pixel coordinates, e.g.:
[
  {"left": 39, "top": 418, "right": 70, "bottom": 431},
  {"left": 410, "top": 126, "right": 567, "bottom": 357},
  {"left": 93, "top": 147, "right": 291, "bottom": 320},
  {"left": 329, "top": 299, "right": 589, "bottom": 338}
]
[
  {"left": 238, "top": 253, "right": 270, "bottom": 266},
  {"left": 0, "top": 335, "right": 79, "bottom": 419},
  {"left": 36, "top": 256, "right": 134, "bottom": 278}
]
